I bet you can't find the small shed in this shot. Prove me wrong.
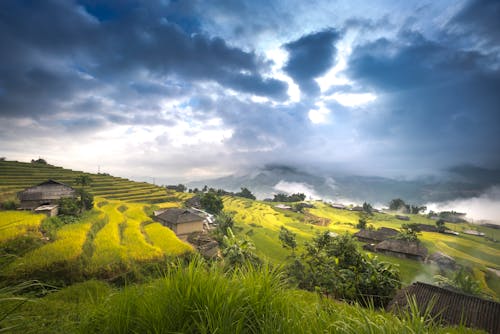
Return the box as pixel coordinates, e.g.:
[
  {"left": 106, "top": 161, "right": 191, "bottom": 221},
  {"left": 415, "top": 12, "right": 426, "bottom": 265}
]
[
  {"left": 330, "top": 203, "right": 346, "bottom": 210},
  {"left": 388, "top": 282, "right": 500, "bottom": 333},
  {"left": 18, "top": 179, "right": 76, "bottom": 210},
  {"left": 351, "top": 206, "right": 364, "bottom": 212},
  {"left": 354, "top": 227, "right": 399, "bottom": 243},
  {"left": 155, "top": 208, "right": 205, "bottom": 240},
  {"left": 34, "top": 204, "right": 59, "bottom": 217},
  {"left": 375, "top": 239, "right": 428, "bottom": 260}
]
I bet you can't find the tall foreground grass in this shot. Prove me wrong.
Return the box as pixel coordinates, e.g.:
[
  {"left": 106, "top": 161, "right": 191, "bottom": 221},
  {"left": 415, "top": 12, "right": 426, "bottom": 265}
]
[{"left": 79, "top": 259, "right": 480, "bottom": 334}]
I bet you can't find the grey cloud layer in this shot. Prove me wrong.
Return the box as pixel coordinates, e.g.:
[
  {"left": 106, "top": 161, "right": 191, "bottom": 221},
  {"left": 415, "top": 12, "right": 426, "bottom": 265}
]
[{"left": 0, "top": 0, "right": 499, "bottom": 183}]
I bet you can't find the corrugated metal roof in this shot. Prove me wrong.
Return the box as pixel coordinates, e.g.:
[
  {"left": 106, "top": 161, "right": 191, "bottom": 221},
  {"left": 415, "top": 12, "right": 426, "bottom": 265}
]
[{"left": 388, "top": 282, "right": 500, "bottom": 333}]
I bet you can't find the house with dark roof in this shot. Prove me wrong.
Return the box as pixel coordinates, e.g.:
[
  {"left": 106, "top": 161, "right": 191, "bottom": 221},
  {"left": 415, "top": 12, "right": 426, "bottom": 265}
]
[
  {"left": 354, "top": 227, "right": 399, "bottom": 243},
  {"left": 375, "top": 239, "right": 428, "bottom": 260},
  {"left": 388, "top": 282, "right": 500, "bottom": 333},
  {"left": 155, "top": 208, "right": 205, "bottom": 240},
  {"left": 18, "top": 179, "right": 76, "bottom": 210}
]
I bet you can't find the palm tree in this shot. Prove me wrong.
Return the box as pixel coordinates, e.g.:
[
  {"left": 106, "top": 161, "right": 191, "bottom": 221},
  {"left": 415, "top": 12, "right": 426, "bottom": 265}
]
[{"left": 75, "top": 174, "right": 92, "bottom": 212}]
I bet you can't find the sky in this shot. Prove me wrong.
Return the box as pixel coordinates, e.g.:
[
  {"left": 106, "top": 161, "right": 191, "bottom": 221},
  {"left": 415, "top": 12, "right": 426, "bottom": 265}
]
[{"left": 1, "top": 0, "right": 499, "bottom": 183}]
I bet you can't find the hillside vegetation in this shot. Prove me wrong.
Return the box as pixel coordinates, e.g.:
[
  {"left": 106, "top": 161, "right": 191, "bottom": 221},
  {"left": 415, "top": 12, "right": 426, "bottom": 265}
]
[
  {"left": 0, "top": 160, "right": 499, "bottom": 332},
  {"left": 224, "top": 197, "right": 500, "bottom": 298},
  {"left": 0, "top": 160, "right": 192, "bottom": 204}
]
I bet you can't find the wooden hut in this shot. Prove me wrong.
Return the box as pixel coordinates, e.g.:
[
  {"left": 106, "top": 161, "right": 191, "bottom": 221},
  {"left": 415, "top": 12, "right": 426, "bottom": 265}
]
[
  {"left": 388, "top": 282, "right": 500, "bottom": 333},
  {"left": 354, "top": 227, "right": 399, "bottom": 243},
  {"left": 375, "top": 239, "right": 428, "bottom": 260},
  {"left": 18, "top": 179, "right": 76, "bottom": 210},
  {"left": 155, "top": 208, "right": 205, "bottom": 240}
]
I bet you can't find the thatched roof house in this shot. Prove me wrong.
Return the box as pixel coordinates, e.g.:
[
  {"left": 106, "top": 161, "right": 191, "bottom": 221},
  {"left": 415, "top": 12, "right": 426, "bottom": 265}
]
[
  {"left": 155, "top": 208, "right": 205, "bottom": 240},
  {"left": 354, "top": 227, "right": 399, "bottom": 243},
  {"left": 388, "top": 282, "right": 500, "bottom": 333},
  {"left": 375, "top": 239, "right": 428, "bottom": 260},
  {"left": 18, "top": 179, "right": 76, "bottom": 210},
  {"left": 395, "top": 215, "right": 410, "bottom": 221},
  {"left": 185, "top": 195, "right": 201, "bottom": 209}
]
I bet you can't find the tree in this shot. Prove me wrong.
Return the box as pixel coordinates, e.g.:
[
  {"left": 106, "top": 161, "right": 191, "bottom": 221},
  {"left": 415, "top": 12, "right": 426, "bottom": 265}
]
[
  {"left": 410, "top": 205, "right": 427, "bottom": 214},
  {"left": 212, "top": 211, "right": 235, "bottom": 241},
  {"left": 356, "top": 218, "right": 367, "bottom": 229},
  {"left": 388, "top": 198, "right": 408, "bottom": 212},
  {"left": 59, "top": 197, "right": 80, "bottom": 216},
  {"left": 279, "top": 226, "right": 297, "bottom": 253},
  {"left": 285, "top": 232, "right": 401, "bottom": 307},
  {"left": 272, "top": 193, "right": 306, "bottom": 202},
  {"left": 221, "top": 228, "right": 261, "bottom": 268},
  {"left": 31, "top": 158, "right": 47, "bottom": 164},
  {"left": 78, "top": 189, "right": 94, "bottom": 210},
  {"left": 436, "top": 219, "right": 446, "bottom": 233},
  {"left": 396, "top": 223, "right": 421, "bottom": 242},
  {"left": 200, "top": 192, "right": 223, "bottom": 214},
  {"left": 75, "top": 175, "right": 93, "bottom": 212},
  {"left": 362, "top": 202, "right": 373, "bottom": 214},
  {"left": 235, "top": 187, "right": 256, "bottom": 200}
]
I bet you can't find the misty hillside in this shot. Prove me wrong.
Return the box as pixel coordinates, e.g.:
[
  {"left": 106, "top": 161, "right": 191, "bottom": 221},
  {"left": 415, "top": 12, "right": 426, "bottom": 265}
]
[{"left": 187, "top": 164, "right": 498, "bottom": 205}]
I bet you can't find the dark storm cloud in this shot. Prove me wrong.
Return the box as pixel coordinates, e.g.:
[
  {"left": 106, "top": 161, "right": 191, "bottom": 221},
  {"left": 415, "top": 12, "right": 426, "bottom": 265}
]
[
  {"left": 346, "top": 28, "right": 500, "bottom": 169},
  {"left": 283, "top": 29, "right": 341, "bottom": 95},
  {"left": 0, "top": 0, "right": 288, "bottom": 119},
  {"left": 447, "top": 0, "right": 500, "bottom": 49}
]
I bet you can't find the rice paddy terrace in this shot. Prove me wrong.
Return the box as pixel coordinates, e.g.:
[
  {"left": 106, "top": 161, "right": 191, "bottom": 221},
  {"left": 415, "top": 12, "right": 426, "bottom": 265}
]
[
  {"left": 0, "top": 160, "right": 192, "bottom": 204},
  {"left": 0, "top": 198, "right": 193, "bottom": 281},
  {"left": 223, "top": 197, "right": 500, "bottom": 299}
]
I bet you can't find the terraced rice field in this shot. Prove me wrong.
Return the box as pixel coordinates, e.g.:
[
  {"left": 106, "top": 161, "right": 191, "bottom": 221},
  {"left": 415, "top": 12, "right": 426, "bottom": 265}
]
[
  {"left": 224, "top": 197, "right": 500, "bottom": 298},
  {"left": 0, "top": 211, "right": 45, "bottom": 242},
  {"left": 0, "top": 160, "right": 192, "bottom": 204},
  {"left": 0, "top": 198, "right": 193, "bottom": 278}
]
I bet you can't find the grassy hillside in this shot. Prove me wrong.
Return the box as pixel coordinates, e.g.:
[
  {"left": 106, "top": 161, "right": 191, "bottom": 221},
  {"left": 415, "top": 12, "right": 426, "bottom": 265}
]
[
  {"left": 0, "top": 160, "right": 192, "bottom": 204},
  {"left": 223, "top": 197, "right": 500, "bottom": 299},
  {"left": 0, "top": 160, "right": 498, "bottom": 332},
  {"left": 0, "top": 261, "right": 483, "bottom": 334}
]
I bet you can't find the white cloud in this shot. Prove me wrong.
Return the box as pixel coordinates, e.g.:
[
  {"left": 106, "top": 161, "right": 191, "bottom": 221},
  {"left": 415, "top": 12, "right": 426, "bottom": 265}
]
[
  {"left": 425, "top": 186, "right": 500, "bottom": 224},
  {"left": 273, "top": 180, "right": 321, "bottom": 199},
  {"left": 325, "top": 92, "right": 377, "bottom": 107},
  {"left": 308, "top": 102, "right": 331, "bottom": 124}
]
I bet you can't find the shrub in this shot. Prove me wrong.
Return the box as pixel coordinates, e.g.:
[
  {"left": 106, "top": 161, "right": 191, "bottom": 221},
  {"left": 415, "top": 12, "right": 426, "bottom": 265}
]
[
  {"left": 59, "top": 197, "right": 79, "bottom": 216},
  {"left": 1, "top": 200, "right": 19, "bottom": 210}
]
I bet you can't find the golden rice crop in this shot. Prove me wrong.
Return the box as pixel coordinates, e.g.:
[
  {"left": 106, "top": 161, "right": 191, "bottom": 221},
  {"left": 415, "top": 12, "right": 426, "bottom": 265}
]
[
  {"left": 143, "top": 223, "right": 193, "bottom": 256},
  {"left": 0, "top": 210, "right": 44, "bottom": 242},
  {"left": 6, "top": 220, "right": 92, "bottom": 275}
]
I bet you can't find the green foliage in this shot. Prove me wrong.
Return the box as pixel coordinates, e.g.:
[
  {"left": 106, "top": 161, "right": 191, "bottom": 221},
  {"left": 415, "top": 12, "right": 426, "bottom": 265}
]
[
  {"left": 117, "top": 204, "right": 128, "bottom": 213},
  {"left": 235, "top": 187, "right": 256, "bottom": 200},
  {"left": 0, "top": 200, "right": 18, "bottom": 210},
  {"left": 410, "top": 205, "right": 427, "bottom": 214},
  {"left": 436, "top": 219, "right": 446, "bottom": 232},
  {"left": 279, "top": 226, "right": 297, "bottom": 252},
  {"left": 272, "top": 192, "right": 306, "bottom": 202},
  {"left": 362, "top": 202, "right": 373, "bottom": 214},
  {"left": 200, "top": 192, "right": 223, "bottom": 214},
  {"left": 286, "top": 232, "right": 401, "bottom": 307},
  {"left": 396, "top": 223, "right": 421, "bottom": 242},
  {"left": 435, "top": 267, "right": 482, "bottom": 296},
  {"left": 77, "top": 189, "right": 94, "bottom": 211},
  {"left": 212, "top": 211, "right": 235, "bottom": 241},
  {"left": 59, "top": 197, "right": 80, "bottom": 216},
  {"left": 357, "top": 218, "right": 367, "bottom": 229},
  {"left": 388, "top": 198, "right": 408, "bottom": 212},
  {"left": 222, "top": 228, "right": 261, "bottom": 268},
  {"left": 30, "top": 158, "right": 47, "bottom": 164}
]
